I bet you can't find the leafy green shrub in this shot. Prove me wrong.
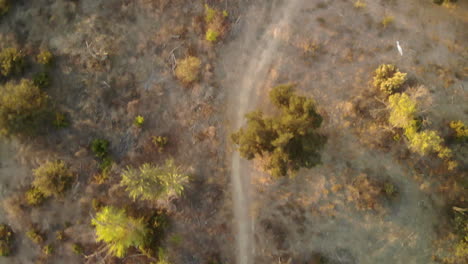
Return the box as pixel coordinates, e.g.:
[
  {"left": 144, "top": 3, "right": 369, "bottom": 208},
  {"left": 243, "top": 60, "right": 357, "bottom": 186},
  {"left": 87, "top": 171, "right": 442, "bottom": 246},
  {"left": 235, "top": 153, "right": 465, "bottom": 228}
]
[
  {"left": 0, "top": 79, "right": 49, "bottom": 137},
  {"left": 0, "top": 47, "right": 24, "bottom": 77},
  {"left": 134, "top": 115, "right": 144, "bottom": 128},
  {"left": 120, "top": 159, "right": 189, "bottom": 202},
  {"left": 449, "top": 120, "right": 468, "bottom": 142},
  {"left": 32, "top": 160, "right": 74, "bottom": 198},
  {"left": 383, "top": 182, "right": 397, "bottom": 197},
  {"left": 71, "top": 243, "right": 84, "bottom": 255},
  {"left": 92, "top": 206, "right": 148, "bottom": 258},
  {"left": 42, "top": 244, "right": 54, "bottom": 256},
  {"left": 26, "top": 228, "right": 44, "bottom": 245},
  {"left": 152, "top": 136, "right": 168, "bottom": 153},
  {"left": 33, "top": 72, "right": 51, "bottom": 89},
  {"left": 36, "top": 50, "right": 53, "bottom": 65},
  {"left": 175, "top": 56, "right": 201, "bottom": 84},
  {"left": 204, "top": 4, "right": 228, "bottom": 42},
  {"left": 232, "top": 84, "right": 326, "bottom": 177},
  {"left": 91, "top": 139, "right": 110, "bottom": 159},
  {"left": 0, "top": 224, "right": 14, "bottom": 257},
  {"left": 373, "top": 64, "right": 407, "bottom": 94},
  {"left": 25, "top": 186, "right": 46, "bottom": 206}
]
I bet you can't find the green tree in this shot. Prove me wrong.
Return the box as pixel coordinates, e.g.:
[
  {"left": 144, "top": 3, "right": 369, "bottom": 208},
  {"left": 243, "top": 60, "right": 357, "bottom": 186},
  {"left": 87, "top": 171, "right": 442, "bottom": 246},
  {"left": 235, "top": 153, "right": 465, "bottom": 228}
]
[
  {"left": 232, "top": 84, "right": 325, "bottom": 177},
  {"left": 0, "top": 79, "right": 49, "bottom": 137},
  {"left": 373, "top": 64, "right": 407, "bottom": 94},
  {"left": 32, "top": 160, "right": 74, "bottom": 198},
  {"left": 92, "top": 206, "right": 147, "bottom": 258},
  {"left": 0, "top": 47, "right": 24, "bottom": 77},
  {"left": 0, "top": 224, "right": 14, "bottom": 257},
  {"left": 120, "top": 159, "right": 189, "bottom": 202}
]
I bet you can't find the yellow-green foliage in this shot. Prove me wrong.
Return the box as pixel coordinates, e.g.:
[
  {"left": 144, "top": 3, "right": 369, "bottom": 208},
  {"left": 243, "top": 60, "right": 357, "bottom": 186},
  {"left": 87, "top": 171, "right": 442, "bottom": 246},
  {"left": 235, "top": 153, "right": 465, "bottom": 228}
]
[
  {"left": 92, "top": 206, "right": 147, "bottom": 258},
  {"left": 232, "top": 84, "right": 326, "bottom": 178},
  {"left": 0, "top": 224, "right": 14, "bottom": 257},
  {"left": 134, "top": 115, "right": 144, "bottom": 127},
  {"left": 42, "top": 244, "right": 54, "bottom": 256},
  {"left": 388, "top": 93, "right": 452, "bottom": 160},
  {"left": 36, "top": 50, "right": 53, "bottom": 65},
  {"left": 388, "top": 93, "right": 417, "bottom": 129},
  {"left": 0, "top": 48, "right": 25, "bottom": 77},
  {"left": 381, "top": 16, "right": 394, "bottom": 28},
  {"left": 120, "top": 159, "right": 189, "bottom": 202},
  {"left": 205, "top": 29, "right": 220, "bottom": 42},
  {"left": 204, "top": 4, "right": 227, "bottom": 42},
  {"left": 0, "top": 0, "right": 10, "bottom": 16},
  {"left": 32, "top": 160, "right": 74, "bottom": 198},
  {"left": 26, "top": 228, "right": 44, "bottom": 245},
  {"left": 175, "top": 56, "right": 201, "bottom": 84},
  {"left": 354, "top": 0, "right": 366, "bottom": 8},
  {"left": 152, "top": 136, "right": 168, "bottom": 153},
  {"left": 373, "top": 64, "right": 407, "bottom": 94},
  {"left": 25, "top": 186, "right": 46, "bottom": 206},
  {"left": 406, "top": 130, "right": 451, "bottom": 158},
  {"left": 450, "top": 120, "right": 468, "bottom": 142},
  {"left": 0, "top": 79, "right": 49, "bottom": 136}
]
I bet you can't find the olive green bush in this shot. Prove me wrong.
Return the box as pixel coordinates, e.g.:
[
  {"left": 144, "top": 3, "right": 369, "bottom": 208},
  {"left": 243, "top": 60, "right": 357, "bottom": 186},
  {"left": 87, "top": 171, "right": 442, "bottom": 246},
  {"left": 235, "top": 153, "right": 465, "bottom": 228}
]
[
  {"left": 232, "top": 84, "right": 326, "bottom": 177},
  {"left": 71, "top": 243, "right": 84, "bottom": 255},
  {"left": 26, "top": 228, "right": 44, "bottom": 245},
  {"left": 32, "top": 160, "right": 74, "bottom": 198},
  {"left": 175, "top": 56, "right": 201, "bottom": 84},
  {"left": 0, "top": 224, "right": 14, "bottom": 256},
  {"left": 36, "top": 50, "right": 53, "bottom": 65},
  {"left": 373, "top": 64, "right": 407, "bottom": 94},
  {"left": 0, "top": 79, "right": 49, "bottom": 137},
  {"left": 92, "top": 206, "right": 148, "bottom": 258},
  {"left": 0, "top": 48, "right": 24, "bottom": 77},
  {"left": 449, "top": 120, "right": 468, "bottom": 142},
  {"left": 25, "top": 186, "right": 46, "bottom": 206},
  {"left": 120, "top": 159, "right": 189, "bottom": 202},
  {"left": 91, "top": 139, "right": 110, "bottom": 159}
]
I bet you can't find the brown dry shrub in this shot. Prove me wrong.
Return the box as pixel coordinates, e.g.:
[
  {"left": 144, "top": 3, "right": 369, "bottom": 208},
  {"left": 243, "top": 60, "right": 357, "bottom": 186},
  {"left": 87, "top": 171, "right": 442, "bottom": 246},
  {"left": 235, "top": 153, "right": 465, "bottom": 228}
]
[{"left": 346, "top": 174, "right": 382, "bottom": 211}]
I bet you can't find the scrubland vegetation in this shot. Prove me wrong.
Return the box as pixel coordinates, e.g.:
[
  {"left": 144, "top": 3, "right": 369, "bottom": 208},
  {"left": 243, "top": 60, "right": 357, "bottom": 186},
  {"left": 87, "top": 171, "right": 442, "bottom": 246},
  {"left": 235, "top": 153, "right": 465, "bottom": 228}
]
[{"left": 0, "top": 1, "right": 466, "bottom": 264}]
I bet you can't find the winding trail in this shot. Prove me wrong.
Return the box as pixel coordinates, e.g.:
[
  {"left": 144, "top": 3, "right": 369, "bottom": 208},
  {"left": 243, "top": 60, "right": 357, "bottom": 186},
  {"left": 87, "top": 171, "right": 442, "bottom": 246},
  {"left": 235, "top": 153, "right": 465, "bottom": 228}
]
[{"left": 229, "top": 1, "right": 302, "bottom": 263}]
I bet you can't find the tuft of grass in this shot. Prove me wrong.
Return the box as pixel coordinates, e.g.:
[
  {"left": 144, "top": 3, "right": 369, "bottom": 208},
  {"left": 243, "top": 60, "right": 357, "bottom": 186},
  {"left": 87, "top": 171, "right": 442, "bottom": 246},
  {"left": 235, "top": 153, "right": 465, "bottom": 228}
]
[
  {"left": 152, "top": 136, "right": 168, "bottom": 153},
  {"left": 37, "top": 50, "right": 53, "bottom": 65},
  {"left": 53, "top": 112, "right": 69, "bottom": 129},
  {"left": 134, "top": 115, "right": 145, "bottom": 128},
  {"left": 0, "top": 224, "right": 14, "bottom": 257},
  {"left": 72, "top": 243, "right": 84, "bottom": 255},
  {"left": 354, "top": 0, "right": 366, "bottom": 8},
  {"left": 42, "top": 244, "right": 54, "bottom": 256},
  {"left": 33, "top": 72, "right": 52, "bottom": 89},
  {"left": 381, "top": 16, "right": 394, "bottom": 28},
  {"left": 26, "top": 228, "right": 44, "bottom": 245}
]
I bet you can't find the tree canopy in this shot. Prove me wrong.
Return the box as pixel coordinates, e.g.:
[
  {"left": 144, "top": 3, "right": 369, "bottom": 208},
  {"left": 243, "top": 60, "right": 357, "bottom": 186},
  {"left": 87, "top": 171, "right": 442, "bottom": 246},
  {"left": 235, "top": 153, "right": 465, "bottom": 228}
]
[
  {"left": 92, "top": 206, "right": 148, "bottom": 258},
  {"left": 0, "top": 79, "right": 49, "bottom": 137},
  {"left": 232, "top": 84, "right": 326, "bottom": 177},
  {"left": 120, "top": 159, "right": 189, "bottom": 202}
]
